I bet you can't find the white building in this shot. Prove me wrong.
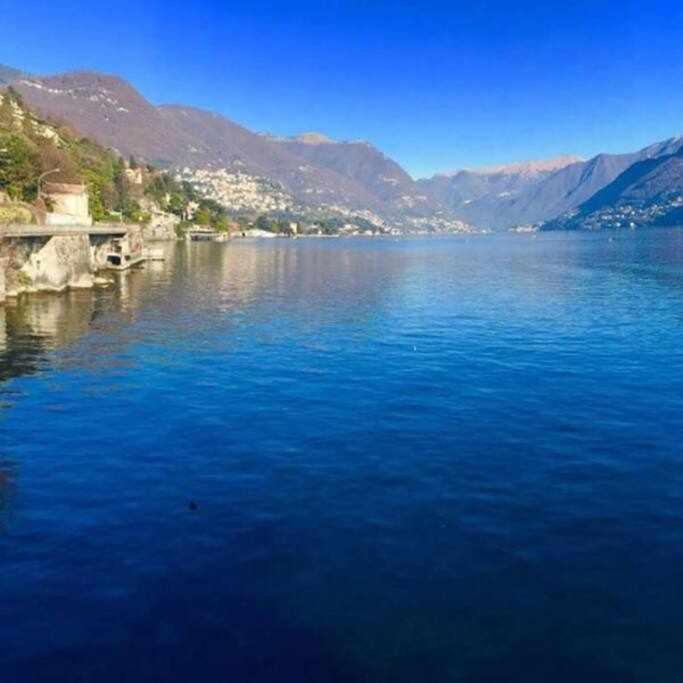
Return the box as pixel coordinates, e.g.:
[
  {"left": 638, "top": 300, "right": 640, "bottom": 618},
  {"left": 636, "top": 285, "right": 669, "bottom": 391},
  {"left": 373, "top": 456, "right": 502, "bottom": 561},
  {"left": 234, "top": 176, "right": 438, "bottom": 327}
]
[{"left": 44, "top": 182, "right": 93, "bottom": 226}]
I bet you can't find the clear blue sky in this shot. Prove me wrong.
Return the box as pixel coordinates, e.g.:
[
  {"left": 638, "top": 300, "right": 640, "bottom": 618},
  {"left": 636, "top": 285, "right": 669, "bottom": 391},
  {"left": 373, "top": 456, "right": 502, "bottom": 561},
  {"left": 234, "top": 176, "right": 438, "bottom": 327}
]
[{"left": 1, "top": 0, "right": 683, "bottom": 177}]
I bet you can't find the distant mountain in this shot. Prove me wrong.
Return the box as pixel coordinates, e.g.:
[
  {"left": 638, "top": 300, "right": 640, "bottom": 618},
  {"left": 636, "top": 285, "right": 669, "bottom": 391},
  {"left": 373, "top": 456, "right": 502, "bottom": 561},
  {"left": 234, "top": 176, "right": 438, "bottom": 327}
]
[
  {"left": 0, "top": 64, "right": 26, "bottom": 87},
  {"left": 463, "top": 155, "right": 584, "bottom": 177},
  {"left": 275, "top": 133, "right": 430, "bottom": 213},
  {"left": 10, "top": 70, "right": 458, "bottom": 228},
  {"left": 418, "top": 156, "right": 581, "bottom": 228},
  {"left": 543, "top": 146, "right": 683, "bottom": 230},
  {"left": 420, "top": 141, "right": 683, "bottom": 229},
  {"left": 9, "top": 65, "right": 682, "bottom": 233}
]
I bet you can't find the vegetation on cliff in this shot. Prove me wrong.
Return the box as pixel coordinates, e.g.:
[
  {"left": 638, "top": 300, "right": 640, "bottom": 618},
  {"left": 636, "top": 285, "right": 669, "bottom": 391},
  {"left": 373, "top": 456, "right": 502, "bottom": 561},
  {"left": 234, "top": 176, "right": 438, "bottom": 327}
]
[
  {"left": 144, "top": 173, "right": 233, "bottom": 231},
  {"left": 1, "top": 87, "right": 130, "bottom": 219},
  {"left": 0, "top": 88, "right": 232, "bottom": 230},
  {"left": 0, "top": 87, "right": 390, "bottom": 235}
]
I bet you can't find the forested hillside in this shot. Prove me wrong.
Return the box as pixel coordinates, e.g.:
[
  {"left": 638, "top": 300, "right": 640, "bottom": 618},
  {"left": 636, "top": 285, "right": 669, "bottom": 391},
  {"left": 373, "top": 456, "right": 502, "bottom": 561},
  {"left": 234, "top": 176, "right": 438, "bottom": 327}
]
[{"left": 0, "top": 87, "right": 228, "bottom": 229}]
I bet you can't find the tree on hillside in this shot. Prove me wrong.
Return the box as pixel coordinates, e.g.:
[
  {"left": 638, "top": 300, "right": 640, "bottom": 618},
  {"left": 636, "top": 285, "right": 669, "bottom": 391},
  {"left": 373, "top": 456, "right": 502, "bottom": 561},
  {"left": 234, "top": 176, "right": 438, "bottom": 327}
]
[
  {"left": 38, "top": 143, "right": 80, "bottom": 184},
  {"left": 167, "top": 193, "right": 187, "bottom": 217},
  {"left": 256, "top": 214, "right": 274, "bottom": 232},
  {"left": 0, "top": 133, "right": 38, "bottom": 200},
  {"left": 194, "top": 207, "right": 212, "bottom": 225}
]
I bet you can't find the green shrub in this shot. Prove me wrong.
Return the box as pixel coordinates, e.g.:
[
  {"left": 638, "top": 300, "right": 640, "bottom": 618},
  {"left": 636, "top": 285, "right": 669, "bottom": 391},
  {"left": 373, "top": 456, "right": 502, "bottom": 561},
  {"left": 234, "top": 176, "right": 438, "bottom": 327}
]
[{"left": 0, "top": 204, "right": 34, "bottom": 224}]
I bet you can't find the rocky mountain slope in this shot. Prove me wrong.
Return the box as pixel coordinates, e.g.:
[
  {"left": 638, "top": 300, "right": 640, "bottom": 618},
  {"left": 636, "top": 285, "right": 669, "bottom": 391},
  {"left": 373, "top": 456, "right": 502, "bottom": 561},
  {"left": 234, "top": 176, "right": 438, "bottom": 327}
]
[
  {"left": 0, "top": 88, "right": 229, "bottom": 236},
  {"left": 420, "top": 140, "right": 683, "bottom": 229},
  {"left": 6, "top": 63, "right": 683, "bottom": 233},
  {"left": 0, "top": 86, "right": 130, "bottom": 223},
  {"left": 0, "top": 66, "right": 25, "bottom": 88},
  {"left": 274, "top": 133, "right": 429, "bottom": 212},
  {"left": 9, "top": 69, "right": 459, "bottom": 229},
  {"left": 543, "top": 146, "right": 683, "bottom": 230},
  {"left": 418, "top": 156, "right": 581, "bottom": 229}
]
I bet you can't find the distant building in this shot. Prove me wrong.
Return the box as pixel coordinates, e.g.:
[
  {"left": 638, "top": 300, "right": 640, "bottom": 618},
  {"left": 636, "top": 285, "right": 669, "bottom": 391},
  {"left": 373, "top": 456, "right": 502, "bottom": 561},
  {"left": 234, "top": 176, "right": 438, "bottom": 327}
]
[
  {"left": 185, "top": 201, "right": 200, "bottom": 221},
  {"left": 43, "top": 182, "right": 92, "bottom": 226},
  {"left": 124, "top": 167, "right": 143, "bottom": 185}
]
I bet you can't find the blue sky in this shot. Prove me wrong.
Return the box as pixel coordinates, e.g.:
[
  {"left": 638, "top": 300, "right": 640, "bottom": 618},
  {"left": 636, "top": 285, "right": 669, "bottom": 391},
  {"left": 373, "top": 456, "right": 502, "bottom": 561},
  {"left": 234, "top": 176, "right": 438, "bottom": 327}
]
[{"left": 1, "top": 0, "right": 683, "bottom": 177}]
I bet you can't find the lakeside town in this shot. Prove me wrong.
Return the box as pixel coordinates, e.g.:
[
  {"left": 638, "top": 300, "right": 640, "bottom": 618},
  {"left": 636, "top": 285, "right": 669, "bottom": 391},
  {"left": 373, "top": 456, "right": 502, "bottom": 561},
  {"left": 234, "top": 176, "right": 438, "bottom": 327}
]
[
  {"left": 0, "top": 87, "right": 473, "bottom": 304},
  {"left": 2, "top": 65, "right": 682, "bottom": 305}
]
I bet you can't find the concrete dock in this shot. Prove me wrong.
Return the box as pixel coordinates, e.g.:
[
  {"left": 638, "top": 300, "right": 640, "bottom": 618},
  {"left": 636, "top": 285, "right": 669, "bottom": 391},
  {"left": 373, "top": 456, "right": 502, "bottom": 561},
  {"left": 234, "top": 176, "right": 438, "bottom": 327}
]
[{"left": 0, "top": 223, "right": 145, "bottom": 302}]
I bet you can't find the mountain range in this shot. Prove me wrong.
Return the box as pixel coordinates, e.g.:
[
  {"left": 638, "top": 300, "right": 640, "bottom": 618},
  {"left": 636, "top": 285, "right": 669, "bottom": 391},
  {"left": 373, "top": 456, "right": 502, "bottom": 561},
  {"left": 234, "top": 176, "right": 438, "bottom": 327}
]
[
  {"left": 6, "top": 70, "right": 450, "bottom": 228},
  {"left": 2, "top": 64, "right": 683, "bottom": 231},
  {"left": 417, "top": 156, "right": 581, "bottom": 229},
  {"left": 417, "top": 140, "right": 683, "bottom": 229},
  {"left": 543, "top": 145, "right": 683, "bottom": 230},
  {"left": 0, "top": 65, "right": 25, "bottom": 88}
]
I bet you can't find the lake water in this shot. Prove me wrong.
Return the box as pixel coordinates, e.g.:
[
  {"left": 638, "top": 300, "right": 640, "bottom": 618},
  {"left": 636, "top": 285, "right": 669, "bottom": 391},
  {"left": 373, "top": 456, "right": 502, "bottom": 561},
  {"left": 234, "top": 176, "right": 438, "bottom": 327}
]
[{"left": 1, "top": 231, "right": 682, "bottom": 682}]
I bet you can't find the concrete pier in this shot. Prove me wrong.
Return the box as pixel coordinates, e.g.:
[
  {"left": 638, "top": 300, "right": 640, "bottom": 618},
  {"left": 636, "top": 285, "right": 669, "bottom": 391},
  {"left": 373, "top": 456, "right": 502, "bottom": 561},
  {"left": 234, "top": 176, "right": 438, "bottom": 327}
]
[
  {"left": 1, "top": 224, "right": 128, "bottom": 238},
  {"left": 0, "top": 223, "right": 143, "bottom": 302}
]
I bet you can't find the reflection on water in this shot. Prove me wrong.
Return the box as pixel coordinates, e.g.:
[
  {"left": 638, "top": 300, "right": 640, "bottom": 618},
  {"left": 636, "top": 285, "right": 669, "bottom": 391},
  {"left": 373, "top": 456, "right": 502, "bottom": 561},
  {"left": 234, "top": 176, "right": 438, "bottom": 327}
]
[
  {"left": 1, "top": 231, "right": 682, "bottom": 682},
  {"left": 0, "top": 242, "right": 173, "bottom": 384},
  {"left": 1, "top": 238, "right": 415, "bottom": 387},
  {"left": 0, "top": 457, "right": 15, "bottom": 533}
]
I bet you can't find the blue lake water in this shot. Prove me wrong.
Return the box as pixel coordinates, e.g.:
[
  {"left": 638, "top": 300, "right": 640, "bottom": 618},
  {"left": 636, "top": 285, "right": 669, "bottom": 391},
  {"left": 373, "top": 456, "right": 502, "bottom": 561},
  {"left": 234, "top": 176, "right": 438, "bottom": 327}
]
[{"left": 1, "top": 231, "right": 682, "bottom": 681}]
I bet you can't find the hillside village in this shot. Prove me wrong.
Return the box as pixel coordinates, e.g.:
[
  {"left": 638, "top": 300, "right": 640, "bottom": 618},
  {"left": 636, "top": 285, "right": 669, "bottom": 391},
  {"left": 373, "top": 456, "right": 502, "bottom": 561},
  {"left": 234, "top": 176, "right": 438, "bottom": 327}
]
[
  {"left": 544, "top": 194, "right": 683, "bottom": 231},
  {"left": 0, "top": 87, "right": 436, "bottom": 238},
  {"left": 2, "top": 84, "right": 476, "bottom": 304},
  {"left": 3, "top": 67, "right": 476, "bottom": 235},
  {"left": 2, "top": 64, "right": 683, "bottom": 237}
]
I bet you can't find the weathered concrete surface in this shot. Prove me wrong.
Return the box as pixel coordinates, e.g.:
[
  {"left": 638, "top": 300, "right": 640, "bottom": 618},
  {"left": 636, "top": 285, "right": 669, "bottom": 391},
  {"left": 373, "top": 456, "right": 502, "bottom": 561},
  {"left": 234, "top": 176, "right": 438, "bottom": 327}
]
[
  {"left": 91, "top": 225, "right": 144, "bottom": 270},
  {"left": 2, "top": 235, "right": 94, "bottom": 296},
  {"left": 0, "top": 257, "right": 6, "bottom": 305},
  {"left": 0, "top": 304, "right": 6, "bottom": 351},
  {"left": 43, "top": 182, "right": 93, "bottom": 226},
  {"left": 1, "top": 224, "right": 128, "bottom": 238},
  {"left": 0, "top": 223, "right": 143, "bottom": 302}
]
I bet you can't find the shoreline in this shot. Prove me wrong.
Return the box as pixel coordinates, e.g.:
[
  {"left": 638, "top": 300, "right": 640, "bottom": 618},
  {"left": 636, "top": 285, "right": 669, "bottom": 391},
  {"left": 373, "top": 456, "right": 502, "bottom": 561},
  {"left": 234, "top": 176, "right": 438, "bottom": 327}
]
[{"left": 3, "top": 225, "right": 674, "bottom": 304}]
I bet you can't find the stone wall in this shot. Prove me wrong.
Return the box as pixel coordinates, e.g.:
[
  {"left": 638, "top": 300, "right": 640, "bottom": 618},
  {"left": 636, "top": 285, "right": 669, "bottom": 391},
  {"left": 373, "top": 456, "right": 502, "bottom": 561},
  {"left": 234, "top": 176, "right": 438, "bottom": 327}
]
[
  {"left": 1, "top": 235, "right": 94, "bottom": 297},
  {"left": 90, "top": 226, "right": 144, "bottom": 269},
  {"left": 45, "top": 212, "right": 90, "bottom": 226},
  {"left": 0, "top": 304, "right": 5, "bottom": 352},
  {"left": 140, "top": 204, "right": 180, "bottom": 241},
  {"left": 0, "top": 257, "right": 6, "bottom": 305},
  {"left": 90, "top": 234, "right": 122, "bottom": 270},
  {"left": 44, "top": 183, "right": 93, "bottom": 227},
  {"left": 52, "top": 193, "right": 89, "bottom": 218},
  {"left": 0, "top": 224, "right": 145, "bottom": 303}
]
